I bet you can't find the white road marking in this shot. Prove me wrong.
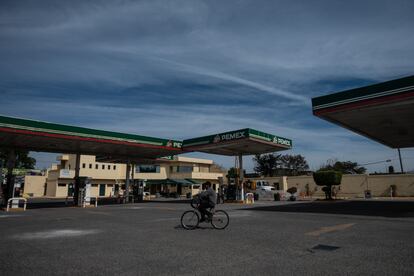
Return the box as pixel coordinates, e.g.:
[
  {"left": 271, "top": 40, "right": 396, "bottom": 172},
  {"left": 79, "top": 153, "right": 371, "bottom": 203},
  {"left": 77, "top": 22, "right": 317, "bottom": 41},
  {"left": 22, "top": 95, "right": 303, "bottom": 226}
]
[
  {"left": 306, "top": 223, "right": 355, "bottom": 236},
  {"left": 0, "top": 215, "right": 22, "bottom": 218},
  {"left": 11, "top": 229, "right": 101, "bottom": 240}
]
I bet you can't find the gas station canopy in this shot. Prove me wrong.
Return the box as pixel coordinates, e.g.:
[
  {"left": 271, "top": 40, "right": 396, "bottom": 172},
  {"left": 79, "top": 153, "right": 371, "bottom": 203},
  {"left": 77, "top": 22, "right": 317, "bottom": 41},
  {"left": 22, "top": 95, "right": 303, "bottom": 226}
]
[
  {"left": 312, "top": 75, "right": 414, "bottom": 148},
  {"left": 182, "top": 128, "right": 292, "bottom": 156},
  {"left": 0, "top": 115, "right": 293, "bottom": 204},
  {"left": 0, "top": 116, "right": 293, "bottom": 161},
  {"left": 0, "top": 115, "right": 183, "bottom": 159}
]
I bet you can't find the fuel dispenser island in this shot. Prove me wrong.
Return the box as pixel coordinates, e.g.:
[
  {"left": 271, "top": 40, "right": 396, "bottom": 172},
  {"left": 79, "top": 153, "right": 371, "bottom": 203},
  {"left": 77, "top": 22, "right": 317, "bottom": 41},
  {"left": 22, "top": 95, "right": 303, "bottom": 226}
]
[{"left": 77, "top": 177, "right": 95, "bottom": 207}]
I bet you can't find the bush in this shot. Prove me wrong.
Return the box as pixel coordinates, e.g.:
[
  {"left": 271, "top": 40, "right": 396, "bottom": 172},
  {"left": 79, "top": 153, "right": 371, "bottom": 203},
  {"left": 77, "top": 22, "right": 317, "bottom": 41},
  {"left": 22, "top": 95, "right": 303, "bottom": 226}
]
[
  {"left": 287, "top": 187, "right": 297, "bottom": 194},
  {"left": 313, "top": 171, "right": 342, "bottom": 200},
  {"left": 390, "top": 184, "right": 397, "bottom": 197}
]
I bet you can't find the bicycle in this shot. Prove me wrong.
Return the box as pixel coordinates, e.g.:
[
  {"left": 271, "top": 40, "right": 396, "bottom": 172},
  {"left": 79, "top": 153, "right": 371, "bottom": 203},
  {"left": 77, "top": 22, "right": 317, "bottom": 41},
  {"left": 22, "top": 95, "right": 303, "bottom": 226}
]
[{"left": 181, "top": 196, "right": 229, "bottom": 230}]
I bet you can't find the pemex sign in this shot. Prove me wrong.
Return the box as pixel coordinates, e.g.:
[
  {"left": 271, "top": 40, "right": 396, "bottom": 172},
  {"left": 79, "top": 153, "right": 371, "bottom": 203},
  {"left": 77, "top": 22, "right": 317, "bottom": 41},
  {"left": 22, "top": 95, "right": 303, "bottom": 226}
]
[
  {"left": 184, "top": 128, "right": 292, "bottom": 148},
  {"left": 213, "top": 130, "right": 247, "bottom": 143}
]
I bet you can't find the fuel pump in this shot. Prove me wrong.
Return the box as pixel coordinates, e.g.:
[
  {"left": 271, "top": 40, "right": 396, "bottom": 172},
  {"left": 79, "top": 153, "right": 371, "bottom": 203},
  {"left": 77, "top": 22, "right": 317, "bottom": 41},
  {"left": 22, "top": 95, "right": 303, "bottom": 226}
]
[{"left": 77, "top": 177, "right": 92, "bottom": 207}]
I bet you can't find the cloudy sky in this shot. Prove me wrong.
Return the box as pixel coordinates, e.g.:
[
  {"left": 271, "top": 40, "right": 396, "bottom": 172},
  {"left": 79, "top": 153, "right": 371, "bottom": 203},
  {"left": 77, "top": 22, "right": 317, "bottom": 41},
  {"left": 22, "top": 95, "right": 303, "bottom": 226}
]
[{"left": 1, "top": 0, "right": 414, "bottom": 172}]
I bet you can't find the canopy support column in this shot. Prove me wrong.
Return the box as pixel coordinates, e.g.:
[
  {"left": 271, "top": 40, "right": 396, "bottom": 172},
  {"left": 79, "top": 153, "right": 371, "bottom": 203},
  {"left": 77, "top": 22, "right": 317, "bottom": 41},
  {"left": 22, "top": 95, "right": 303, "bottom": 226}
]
[
  {"left": 239, "top": 153, "right": 244, "bottom": 201},
  {"left": 3, "top": 149, "right": 16, "bottom": 205},
  {"left": 398, "top": 148, "right": 404, "bottom": 173},
  {"left": 73, "top": 153, "right": 81, "bottom": 206},
  {"left": 131, "top": 163, "right": 135, "bottom": 202},
  {"left": 125, "top": 160, "right": 131, "bottom": 203}
]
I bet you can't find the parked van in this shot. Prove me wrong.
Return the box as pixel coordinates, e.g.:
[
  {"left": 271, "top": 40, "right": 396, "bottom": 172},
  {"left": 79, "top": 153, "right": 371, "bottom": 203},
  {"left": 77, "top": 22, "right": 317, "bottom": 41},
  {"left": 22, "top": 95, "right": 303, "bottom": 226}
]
[{"left": 250, "top": 180, "right": 275, "bottom": 192}]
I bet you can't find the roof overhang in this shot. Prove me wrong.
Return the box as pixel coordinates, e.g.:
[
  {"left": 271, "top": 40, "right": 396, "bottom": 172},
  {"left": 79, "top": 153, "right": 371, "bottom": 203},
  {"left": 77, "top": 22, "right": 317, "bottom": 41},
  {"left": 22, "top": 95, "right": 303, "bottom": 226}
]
[
  {"left": 312, "top": 75, "right": 414, "bottom": 148},
  {"left": 182, "top": 128, "right": 292, "bottom": 156},
  {"left": 145, "top": 178, "right": 199, "bottom": 186},
  {"left": 0, "top": 115, "right": 183, "bottom": 159},
  {"left": 95, "top": 155, "right": 176, "bottom": 164}
]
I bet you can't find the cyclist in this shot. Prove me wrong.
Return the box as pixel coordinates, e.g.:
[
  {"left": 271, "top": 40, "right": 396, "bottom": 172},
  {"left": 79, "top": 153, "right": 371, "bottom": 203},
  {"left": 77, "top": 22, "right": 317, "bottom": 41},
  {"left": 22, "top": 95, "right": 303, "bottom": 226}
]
[{"left": 198, "top": 181, "right": 217, "bottom": 222}]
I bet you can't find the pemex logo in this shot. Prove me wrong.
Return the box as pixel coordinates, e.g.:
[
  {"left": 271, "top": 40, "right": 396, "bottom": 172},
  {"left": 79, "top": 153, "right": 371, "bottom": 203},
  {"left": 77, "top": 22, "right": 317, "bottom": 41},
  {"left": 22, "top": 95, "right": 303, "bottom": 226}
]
[{"left": 213, "top": 134, "right": 221, "bottom": 143}]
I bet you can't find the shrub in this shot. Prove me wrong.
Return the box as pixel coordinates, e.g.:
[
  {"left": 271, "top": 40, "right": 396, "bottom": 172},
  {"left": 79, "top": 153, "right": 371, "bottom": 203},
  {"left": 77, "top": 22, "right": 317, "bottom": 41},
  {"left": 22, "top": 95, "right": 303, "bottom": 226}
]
[
  {"left": 313, "top": 171, "right": 342, "bottom": 200},
  {"left": 390, "top": 184, "right": 397, "bottom": 197},
  {"left": 287, "top": 187, "right": 297, "bottom": 194}
]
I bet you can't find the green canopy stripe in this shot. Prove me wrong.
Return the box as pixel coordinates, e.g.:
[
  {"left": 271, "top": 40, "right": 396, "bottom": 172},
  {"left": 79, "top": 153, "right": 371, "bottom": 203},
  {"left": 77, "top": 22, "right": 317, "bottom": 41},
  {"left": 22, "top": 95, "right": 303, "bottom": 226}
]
[
  {"left": 0, "top": 115, "right": 182, "bottom": 148},
  {"left": 312, "top": 75, "right": 414, "bottom": 111}
]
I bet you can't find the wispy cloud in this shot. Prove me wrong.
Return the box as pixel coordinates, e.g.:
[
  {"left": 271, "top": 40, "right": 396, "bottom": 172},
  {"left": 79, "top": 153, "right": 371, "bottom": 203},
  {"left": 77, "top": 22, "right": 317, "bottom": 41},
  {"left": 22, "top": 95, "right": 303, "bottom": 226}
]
[{"left": 2, "top": 0, "right": 414, "bottom": 172}]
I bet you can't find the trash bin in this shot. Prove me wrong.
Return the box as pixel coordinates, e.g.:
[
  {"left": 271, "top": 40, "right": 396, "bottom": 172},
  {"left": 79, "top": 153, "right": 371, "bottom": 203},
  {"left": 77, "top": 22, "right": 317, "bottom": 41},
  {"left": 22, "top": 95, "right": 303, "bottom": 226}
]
[
  {"left": 135, "top": 194, "right": 144, "bottom": 202},
  {"left": 274, "top": 193, "right": 281, "bottom": 201},
  {"left": 364, "top": 190, "right": 372, "bottom": 199},
  {"left": 186, "top": 192, "right": 192, "bottom": 199},
  {"left": 254, "top": 193, "right": 259, "bottom": 201}
]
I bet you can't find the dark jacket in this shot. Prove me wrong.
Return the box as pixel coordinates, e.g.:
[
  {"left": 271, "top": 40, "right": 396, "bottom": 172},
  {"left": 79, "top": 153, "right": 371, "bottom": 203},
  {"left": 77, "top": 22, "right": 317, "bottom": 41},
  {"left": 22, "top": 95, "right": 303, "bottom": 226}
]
[{"left": 200, "top": 187, "right": 217, "bottom": 206}]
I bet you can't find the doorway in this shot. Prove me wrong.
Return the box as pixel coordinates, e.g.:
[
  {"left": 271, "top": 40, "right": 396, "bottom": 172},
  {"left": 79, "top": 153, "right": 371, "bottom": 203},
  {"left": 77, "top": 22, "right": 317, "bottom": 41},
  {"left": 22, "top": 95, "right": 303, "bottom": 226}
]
[
  {"left": 67, "top": 183, "right": 74, "bottom": 196},
  {"left": 99, "top": 184, "right": 106, "bottom": 196}
]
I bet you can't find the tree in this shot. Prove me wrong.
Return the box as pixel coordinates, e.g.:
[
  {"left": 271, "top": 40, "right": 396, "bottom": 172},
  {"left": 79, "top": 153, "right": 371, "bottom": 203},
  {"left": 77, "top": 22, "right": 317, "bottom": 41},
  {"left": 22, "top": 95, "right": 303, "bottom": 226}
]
[
  {"left": 226, "top": 167, "right": 239, "bottom": 183},
  {"left": 253, "top": 154, "right": 281, "bottom": 177},
  {"left": 313, "top": 170, "right": 342, "bottom": 200},
  {"left": 0, "top": 149, "right": 36, "bottom": 169},
  {"left": 1, "top": 149, "right": 36, "bottom": 205},
  {"left": 210, "top": 163, "right": 227, "bottom": 174},
  {"left": 253, "top": 153, "right": 309, "bottom": 176},
  {"left": 319, "top": 159, "right": 366, "bottom": 174},
  {"left": 280, "top": 154, "right": 309, "bottom": 176}
]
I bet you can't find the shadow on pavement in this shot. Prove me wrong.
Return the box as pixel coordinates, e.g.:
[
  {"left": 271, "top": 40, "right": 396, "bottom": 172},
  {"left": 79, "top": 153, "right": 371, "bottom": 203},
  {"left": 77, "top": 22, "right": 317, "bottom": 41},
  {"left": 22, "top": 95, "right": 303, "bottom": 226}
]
[
  {"left": 243, "top": 200, "right": 414, "bottom": 218},
  {"left": 146, "top": 199, "right": 191, "bottom": 204},
  {"left": 25, "top": 198, "right": 192, "bottom": 209}
]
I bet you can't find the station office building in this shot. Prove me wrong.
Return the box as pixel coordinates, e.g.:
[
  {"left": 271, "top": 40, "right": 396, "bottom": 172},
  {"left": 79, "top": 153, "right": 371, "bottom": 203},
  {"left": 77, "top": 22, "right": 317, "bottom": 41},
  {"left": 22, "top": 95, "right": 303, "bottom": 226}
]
[{"left": 38, "top": 154, "right": 224, "bottom": 198}]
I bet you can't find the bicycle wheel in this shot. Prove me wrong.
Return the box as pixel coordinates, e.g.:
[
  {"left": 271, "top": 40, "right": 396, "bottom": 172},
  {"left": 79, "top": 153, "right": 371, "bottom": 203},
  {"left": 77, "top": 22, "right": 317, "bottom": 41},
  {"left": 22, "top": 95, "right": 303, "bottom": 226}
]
[
  {"left": 211, "top": 210, "right": 229, "bottom": 230},
  {"left": 181, "top": 210, "right": 200, "bottom": 230}
]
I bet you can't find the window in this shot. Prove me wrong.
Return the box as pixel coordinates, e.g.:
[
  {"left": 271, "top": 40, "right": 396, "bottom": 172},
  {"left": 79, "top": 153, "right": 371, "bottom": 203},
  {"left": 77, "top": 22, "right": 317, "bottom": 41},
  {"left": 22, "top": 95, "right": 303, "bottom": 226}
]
[
  {"left": 58, "top": 183, "right": 66, "bottom": 187},
  {"left": 95, "top": 164, "right": 98, "bottom": 169},
  {"left": 91, "top": 184, "right": 98, "bottom": 187},
  {"left": 113, "top": 165, "right": 116, "bottom": 170},
  {"left": 137, "top": 165, "right": 160, "bottom": 173},
  {"left": 89, "top": 164, "right": 92, "bottom": 169},
  {"left": 102, "top": 164, "right": 105, "bottom": 170},
  {"left": 177, "top": 166, "right": 193, "bottom": 173},
  {"left": 82, "top": 163, "right": 86, "bottom": 168},
  {"left": 108, "top": 165, "right": 111, "bottom": 170}
]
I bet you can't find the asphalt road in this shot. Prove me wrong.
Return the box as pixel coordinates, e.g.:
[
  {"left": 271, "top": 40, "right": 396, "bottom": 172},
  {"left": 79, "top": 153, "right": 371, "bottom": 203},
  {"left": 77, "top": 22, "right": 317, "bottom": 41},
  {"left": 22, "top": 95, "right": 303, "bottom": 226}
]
[{"left": 1, "top": 200, "right": 413, "bottom": 275}]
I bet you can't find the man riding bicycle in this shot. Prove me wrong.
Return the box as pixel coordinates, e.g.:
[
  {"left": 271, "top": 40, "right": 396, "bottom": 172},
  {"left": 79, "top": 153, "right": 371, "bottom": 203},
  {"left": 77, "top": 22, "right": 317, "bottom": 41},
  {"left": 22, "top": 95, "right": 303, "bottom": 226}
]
[{"left": 198, "top": 181, "right": 217, "bottom": 222}]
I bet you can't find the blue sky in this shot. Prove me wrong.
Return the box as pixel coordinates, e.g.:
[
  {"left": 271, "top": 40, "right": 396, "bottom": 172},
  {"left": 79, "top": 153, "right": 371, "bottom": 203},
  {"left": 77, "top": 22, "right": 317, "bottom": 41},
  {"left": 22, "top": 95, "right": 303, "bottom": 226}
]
[{"left": 1, "top": 0, "right": 414, "bottom": 172}]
